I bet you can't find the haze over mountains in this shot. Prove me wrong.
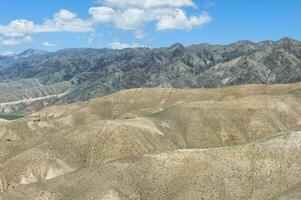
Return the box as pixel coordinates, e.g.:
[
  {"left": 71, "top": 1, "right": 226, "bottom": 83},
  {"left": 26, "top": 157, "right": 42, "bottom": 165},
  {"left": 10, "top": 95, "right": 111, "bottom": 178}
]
[{"left": 0, "top": 37, "right": 300, "bottom": 114}]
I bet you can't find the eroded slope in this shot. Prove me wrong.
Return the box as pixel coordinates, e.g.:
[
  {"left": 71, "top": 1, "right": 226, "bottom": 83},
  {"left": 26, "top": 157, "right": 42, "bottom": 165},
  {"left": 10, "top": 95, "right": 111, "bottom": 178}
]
[{"left": 0, "top": 83, "right": 300, "bottom": 199}]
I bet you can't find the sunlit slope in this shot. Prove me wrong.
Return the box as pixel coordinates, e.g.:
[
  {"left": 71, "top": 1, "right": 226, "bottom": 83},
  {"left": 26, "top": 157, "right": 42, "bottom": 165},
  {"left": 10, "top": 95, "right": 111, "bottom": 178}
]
[
  {"left": 1, "top": 132, "right": 301, "bottom": 200},
  {"left": 0, "top": 83, "right": 300, "bottom": 199}
]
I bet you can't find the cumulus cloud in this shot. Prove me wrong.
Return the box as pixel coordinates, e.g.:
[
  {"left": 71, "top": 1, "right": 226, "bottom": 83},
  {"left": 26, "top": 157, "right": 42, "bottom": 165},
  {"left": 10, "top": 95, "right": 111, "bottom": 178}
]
[
  {"left": 0, "top": 9, "right": 94, "bottom": 46},
  {"left": 0, "top": 1, "right": 212, "bottom": 45},
  {"left": 90, "top": 7, "right": 116, "bottom": 23},
  {"left": 90, "top": 7, "right": 147, "bottom": 38},
  {"left": 90, "top": 0, "right": 211, "bottom": 38},
  {"left": 0, "top": 10, "right": 93, "bottom": 37},
  {"left": 109, "top": 39, "right": 144, "bottom": 49},
  {"left": 42, "top": 9, "right": 94, "bottom": 33},
  {"left": 156, "top": 11, "right": 212, "bottom": 30}
]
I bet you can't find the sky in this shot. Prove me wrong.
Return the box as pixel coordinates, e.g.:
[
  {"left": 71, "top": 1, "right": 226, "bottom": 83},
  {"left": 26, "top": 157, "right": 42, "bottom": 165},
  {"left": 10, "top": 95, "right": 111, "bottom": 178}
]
[{"left": 0, "top": 0, "right": 300, "bottom": 54}]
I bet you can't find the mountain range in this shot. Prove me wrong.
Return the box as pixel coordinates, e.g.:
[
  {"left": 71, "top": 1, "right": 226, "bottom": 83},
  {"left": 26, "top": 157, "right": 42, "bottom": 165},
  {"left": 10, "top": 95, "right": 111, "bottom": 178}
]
[
  {"left": 1, "top": 38, "right": 301, "bottom": 199},
  {"left": 0, "top": 37, "right": 300, "bottom": 113}
]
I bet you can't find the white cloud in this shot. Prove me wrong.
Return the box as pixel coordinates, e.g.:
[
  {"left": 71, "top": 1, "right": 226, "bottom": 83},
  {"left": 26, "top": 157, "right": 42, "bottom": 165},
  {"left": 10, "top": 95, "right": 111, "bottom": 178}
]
[
  {"left": 90, "top": 6, "right": 147, "bottom": 38},
  {"left": 0, "top": 19, "right": 35, "bottom": 37},
  {"left": 41, "top": 9, "right": 94, "bottom": 33},
  {"left": 54, "top": 9, "right": 77, "bottom": 21},
  {"left": 90, "top": 0, "right": 212, "bottom": 38},
  {"left": 0, "top": 1, "right": 212, "bottom": 45},
  {"left": 0, "top": 10, "right": 93, "bottom": 37},
  {"left": 0, "top": 35, "right": 32, "bottom": 46},
  {"left": 42, "top": 41, "right": 55, "bottom": 47},
  {"left": 109, "top": 39, "right": 144, "bottom": 49},
  {"left": 112, "top": 8, "right": 145, "bottom": 30},
  {"left": 0, "top": 9, "right": 94, "bottom": 46},
  {"left": 156, "top": 11, "right": 212, "bottom": 30},
  {"left": 90, "top": 7, "right": 116, "bottom": 23},
  {"left": 101, "top": 0, "right": 195, "bottom": 9}
]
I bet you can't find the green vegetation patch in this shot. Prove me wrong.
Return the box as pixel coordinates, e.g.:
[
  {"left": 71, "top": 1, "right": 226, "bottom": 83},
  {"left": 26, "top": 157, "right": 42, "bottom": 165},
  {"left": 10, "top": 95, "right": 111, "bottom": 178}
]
[{"left": 0, "top": 114, "right": 23, "bottom": 121}]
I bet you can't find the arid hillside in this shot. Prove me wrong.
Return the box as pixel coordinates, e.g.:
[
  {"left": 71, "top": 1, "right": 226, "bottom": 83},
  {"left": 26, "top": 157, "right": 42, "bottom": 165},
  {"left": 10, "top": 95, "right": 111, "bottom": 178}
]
[{"left": 0, "top": 83, "right": 301, "bottom": 199}]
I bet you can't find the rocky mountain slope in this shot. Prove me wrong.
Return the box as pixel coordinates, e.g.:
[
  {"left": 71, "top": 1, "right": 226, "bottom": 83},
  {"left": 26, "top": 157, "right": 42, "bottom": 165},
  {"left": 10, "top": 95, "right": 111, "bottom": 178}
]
[
  {"left": 0, "top": 38, "right": 301, "bottom": 113},
  {"left": 0, "top": 83, "right": 300, "bottom": 199},
  {"left": 0, "top": 49, "right": 48, "bottom": 65}
]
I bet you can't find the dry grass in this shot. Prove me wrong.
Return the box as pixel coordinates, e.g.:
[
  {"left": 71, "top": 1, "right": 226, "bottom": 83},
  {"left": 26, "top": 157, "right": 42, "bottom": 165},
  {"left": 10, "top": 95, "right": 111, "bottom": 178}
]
[{"left": 0, "top": 83, "right": 301, "bottom": 199}]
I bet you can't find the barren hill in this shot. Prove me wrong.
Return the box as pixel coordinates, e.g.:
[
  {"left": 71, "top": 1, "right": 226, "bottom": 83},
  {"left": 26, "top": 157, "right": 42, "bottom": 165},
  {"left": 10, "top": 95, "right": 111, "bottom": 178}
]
[{"left": 0, "top": 83, "right": 300, "bottom": 199}]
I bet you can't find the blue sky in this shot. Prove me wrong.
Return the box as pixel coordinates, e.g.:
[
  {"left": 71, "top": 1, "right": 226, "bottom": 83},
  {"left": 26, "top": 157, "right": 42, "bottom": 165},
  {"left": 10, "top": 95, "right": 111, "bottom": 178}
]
[{"left": 0, "top": 0, "right": 300, "bottom": 54}]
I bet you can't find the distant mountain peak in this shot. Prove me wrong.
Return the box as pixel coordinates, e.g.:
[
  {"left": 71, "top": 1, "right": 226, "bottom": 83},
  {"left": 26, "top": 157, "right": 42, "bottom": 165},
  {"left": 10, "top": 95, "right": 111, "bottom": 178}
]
[
  {"left": 231, "top": 40, "right": 256, "bottom": 47},
  {"left": 0, "top": 51, "right": 16, "bottom": 57},
  {"left": 18, "top": 49, "right": 48, "bottom": 58},
  {"left": 278, "top": 37, "right": 296, "bottom": 42},
  {"left": 169, "top": 43, "right": 185, "bottom": 50}
]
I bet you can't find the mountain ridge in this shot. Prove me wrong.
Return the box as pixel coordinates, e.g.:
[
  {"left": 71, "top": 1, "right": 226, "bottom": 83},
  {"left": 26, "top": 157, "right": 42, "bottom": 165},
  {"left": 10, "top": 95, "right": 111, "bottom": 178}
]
[{"left": 0, "top": 37, "right": 300, "bottom": 113}]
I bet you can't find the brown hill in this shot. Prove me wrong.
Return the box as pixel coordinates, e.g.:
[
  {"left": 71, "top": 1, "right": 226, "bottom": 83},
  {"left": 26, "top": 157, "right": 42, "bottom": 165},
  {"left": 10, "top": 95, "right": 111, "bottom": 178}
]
[{"left": 0, "top": 83, "right": 301, "bottom": 199}]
